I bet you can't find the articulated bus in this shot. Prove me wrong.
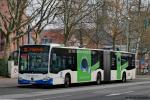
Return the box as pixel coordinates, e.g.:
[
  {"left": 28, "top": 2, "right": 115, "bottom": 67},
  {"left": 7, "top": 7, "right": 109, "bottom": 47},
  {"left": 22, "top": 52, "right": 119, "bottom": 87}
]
[{"left": 18, "top": 44, "right": 136, "bottom": 87}]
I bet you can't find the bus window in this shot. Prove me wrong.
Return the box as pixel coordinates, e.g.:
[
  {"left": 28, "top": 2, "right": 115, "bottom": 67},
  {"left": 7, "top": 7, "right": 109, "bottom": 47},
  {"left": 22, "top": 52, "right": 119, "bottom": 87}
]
[
  {"left": 68, "top": 57, "right": 72, "bottom": 65},
  {"left": 110, "top": 52, "right": 117, "bottom": 70},
  {"left": 20, "top": 54, "right": 28, "bottom": 71},
  {"left": 52, "top": 53, "right": 56, "bottom": 61},
  {"left": 121, "top": 53, "right": 128, "bottom": 65},
  {"left": 91, "top": 51, "right": 99, "bottom": 66},
  {"left": 50, "top": 52, "right": 63, "bottom": 73},
  {"left": 50, "top": 48, "right": 77, "bottom": 73},
  {"left": 127, "top": 54, "right": 135, "bottom": 70},
  {"left": 62, "top": 56, "right": 66, "bottom": 68}
]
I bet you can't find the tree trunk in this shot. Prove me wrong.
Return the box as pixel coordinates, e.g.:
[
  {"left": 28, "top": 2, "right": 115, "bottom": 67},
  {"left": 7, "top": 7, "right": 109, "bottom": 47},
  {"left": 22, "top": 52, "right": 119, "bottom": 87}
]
[
  {"left": 64, "top": 25, "right": 69, "bottom": 46},
  {"left": 17, "top": 39, "right": 19, "bottom": 50},
  {"left": 112, "top": 37, "right": 116, "bottom": 50},
  {"left": 79, "top": 29, "right": 83, "bottom": 48},
  {"left": 64, "top": 36, "right": 68, "bottom": 46},
  {"left": 35, "top": 33, "right": 38, "bottom": 44},
  {"left": 96, "top": 42, "right": 99, "bottom": 49},
  {"left": 34, "top": 33, "right": 40, "bottom": 45},
  {"left": 4, "top": 36, "right": 11, "bottom": 62}
]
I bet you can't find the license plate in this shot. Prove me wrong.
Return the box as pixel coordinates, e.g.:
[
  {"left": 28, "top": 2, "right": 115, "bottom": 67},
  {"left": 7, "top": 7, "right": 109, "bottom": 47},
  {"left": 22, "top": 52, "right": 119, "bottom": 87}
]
[{"left": 30, "top": 81, "right": 35, "bottom": 84}]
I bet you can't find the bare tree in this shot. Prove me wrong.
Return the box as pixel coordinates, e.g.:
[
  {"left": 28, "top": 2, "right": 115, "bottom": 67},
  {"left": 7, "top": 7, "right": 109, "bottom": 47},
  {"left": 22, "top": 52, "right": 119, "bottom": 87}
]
[
  {"left": 89, "top": 0, "right": 125, "bottom": 50},
  {"left": 0, "top": 0, "right": 34, "bottom": 61},
  {"left": 86, "top": 0, "right": 106, "bottom": 48},
  {"left": 56, "top": 0, "right": 94, "bottom": 46},
  {"left": 0, "top": 0, "right": 60, "bottom": 61},
  {"left": 87, "top": 0, "right": 126, "bottom": 50},
  {"left": 28, "top": 0, "right": 60, "bottom": 44}
]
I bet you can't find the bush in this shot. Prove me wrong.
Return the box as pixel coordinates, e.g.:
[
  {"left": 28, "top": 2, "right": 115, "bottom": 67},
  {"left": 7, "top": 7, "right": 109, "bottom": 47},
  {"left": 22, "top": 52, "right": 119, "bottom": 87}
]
[{"left": 0, "top": 59, "right": 8, "bottom": 77}]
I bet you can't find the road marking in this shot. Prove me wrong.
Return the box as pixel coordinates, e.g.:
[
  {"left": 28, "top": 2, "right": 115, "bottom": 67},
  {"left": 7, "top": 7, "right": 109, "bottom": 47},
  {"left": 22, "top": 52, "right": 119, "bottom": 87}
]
[
  {"left": 41, "top": 95, "right": 72, "bottom": 100},
  {"left": 0, "top": 99, "right": 16, "bottom": 100},
  {"left": 0, "top": 81, "right": 150, "bottom": 99},
  {"left": 106, "top": 91, "right": 134, "bottom": 97}
]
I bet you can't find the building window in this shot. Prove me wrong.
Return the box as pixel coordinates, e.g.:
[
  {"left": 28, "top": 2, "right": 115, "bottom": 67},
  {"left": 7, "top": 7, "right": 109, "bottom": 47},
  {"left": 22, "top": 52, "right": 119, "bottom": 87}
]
[{"left": 42, "top": 37, "right": 50, "bottom": 44}]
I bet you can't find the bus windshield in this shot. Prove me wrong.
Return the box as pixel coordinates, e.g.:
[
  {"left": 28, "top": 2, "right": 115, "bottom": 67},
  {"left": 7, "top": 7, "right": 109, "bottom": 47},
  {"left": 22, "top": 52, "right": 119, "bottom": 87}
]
[{"left": 19, "top": 45, "right": 49, "bottom": 74}]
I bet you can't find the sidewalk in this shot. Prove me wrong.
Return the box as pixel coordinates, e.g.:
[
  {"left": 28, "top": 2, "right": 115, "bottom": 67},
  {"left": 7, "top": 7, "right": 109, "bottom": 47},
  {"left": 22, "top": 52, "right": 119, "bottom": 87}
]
[
  {"left": 0, "top": 77, "right": 17, "bottom": 87},
  {"left": 136, "top": 75, "right": 150, "bottom": 79}
]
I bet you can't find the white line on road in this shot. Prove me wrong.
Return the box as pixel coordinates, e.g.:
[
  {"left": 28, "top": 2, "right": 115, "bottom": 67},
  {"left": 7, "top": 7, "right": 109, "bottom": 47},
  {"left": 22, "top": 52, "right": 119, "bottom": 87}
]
[
  {"left": 41, "top": 95, "right": 72, "bottom": 100},
  {"left": 106, "top": 91, "right": 134, "bottom": 97},
  {"left": 0, "top": 81, "right": 150, "bottom": 99}
]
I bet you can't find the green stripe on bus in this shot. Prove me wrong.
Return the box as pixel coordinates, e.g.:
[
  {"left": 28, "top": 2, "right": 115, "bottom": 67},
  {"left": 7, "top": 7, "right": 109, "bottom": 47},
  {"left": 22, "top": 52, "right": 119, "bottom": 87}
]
[
  {"left": 77, "top": 49, "right": 91, "bottom": 82},
  {"left": 116, "top": 52, "right": 128, "bottom": 80},
  {"left": 116, "top": 52, "right": 121, "bottom": 80},
  {"left": 91, "top": 62, "right": 100, "bottom": 71}
]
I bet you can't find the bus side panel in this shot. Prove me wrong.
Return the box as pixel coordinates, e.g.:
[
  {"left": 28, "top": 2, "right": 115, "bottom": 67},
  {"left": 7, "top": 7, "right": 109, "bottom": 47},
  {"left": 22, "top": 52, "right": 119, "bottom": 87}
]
[
  {"left": 91, "top": 69, "right": 104, "bottom": 82},
  {"left": 126, "top": 69, "right": 136, "bottom": 80},
  {"left": 77, "top": 49, "right": 104, "bottom": 83},
  {"left": 110, "top": 52, "right": 124, "bottom": 81},
  {"left": 51, "top": 71, "right": 77, "bottom": 85},
  {"left": 110, "top": 52, "right": 136, "bottom": 81},
  {"left": 109, "top": 52, "right": 116, "bottom": 81},
  {"left": 77, "top": 49, "right": 91, "bottom": 82},
  {"left": 126, "top": 54, "right": 136, "bottom": 80},
  {"left": 50, "top": 48, "right": 78, "bottom": 84},
  {"left": 91, "top": 50, "right": 104, "bottom": 82}
]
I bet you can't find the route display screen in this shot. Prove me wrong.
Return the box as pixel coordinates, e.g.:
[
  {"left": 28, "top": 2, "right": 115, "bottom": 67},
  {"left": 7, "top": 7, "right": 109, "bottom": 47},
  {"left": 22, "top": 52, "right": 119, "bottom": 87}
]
[{"left": 20, "top": 45, "right": 49, "bottom": 53}]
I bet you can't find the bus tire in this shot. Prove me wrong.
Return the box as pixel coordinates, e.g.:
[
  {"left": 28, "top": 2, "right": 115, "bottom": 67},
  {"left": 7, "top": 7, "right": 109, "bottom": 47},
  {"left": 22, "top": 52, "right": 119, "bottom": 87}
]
[
  {"left": 122, "top": 72, "right": 126, "bottom": 83},
  {"left": 96, "top": 72, "right": 101, "bottom": 85},
  {"left": 64, "top": 74, "right": 71, "bottom": 88}
]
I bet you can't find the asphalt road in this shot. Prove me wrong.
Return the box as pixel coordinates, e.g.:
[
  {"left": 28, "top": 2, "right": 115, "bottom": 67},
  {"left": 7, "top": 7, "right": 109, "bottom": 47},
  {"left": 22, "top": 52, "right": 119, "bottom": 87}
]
[{"left": 0, "top": 78, "right": 150, "bottom": 100}]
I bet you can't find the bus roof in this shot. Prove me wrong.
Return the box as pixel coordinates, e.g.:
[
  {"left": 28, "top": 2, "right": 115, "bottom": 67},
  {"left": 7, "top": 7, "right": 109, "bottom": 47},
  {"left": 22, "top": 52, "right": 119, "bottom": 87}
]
[
  {"left": 51, "top": 45, "right": 135, "bottom": 54},
  {"left": 20, "top": 44, "right": 135, "bottom": 54}
]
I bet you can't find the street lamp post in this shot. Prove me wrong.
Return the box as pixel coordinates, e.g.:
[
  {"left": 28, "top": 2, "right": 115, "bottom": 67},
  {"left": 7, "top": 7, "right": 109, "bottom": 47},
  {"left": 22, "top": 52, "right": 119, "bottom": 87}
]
[
  {"left": 126, "top": 0, "right": 130, "bottom": 52},
  {"left": 126, "top": 18, "right": 129, "bottom": 52},
  {"left": 27, "top": 25, "right": 30, "bottom": 44}
]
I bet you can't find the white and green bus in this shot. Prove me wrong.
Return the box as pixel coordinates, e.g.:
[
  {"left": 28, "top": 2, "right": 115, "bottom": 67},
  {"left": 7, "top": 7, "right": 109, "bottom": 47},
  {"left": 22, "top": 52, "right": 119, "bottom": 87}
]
[{"left": 18, "top": 44, "right": 136, "bottom": 87}]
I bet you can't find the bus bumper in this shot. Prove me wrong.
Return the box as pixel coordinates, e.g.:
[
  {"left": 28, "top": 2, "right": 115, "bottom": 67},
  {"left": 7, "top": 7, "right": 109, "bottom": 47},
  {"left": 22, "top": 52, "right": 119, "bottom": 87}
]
[{"left": 18, "top": 79, "right": 53, "bottom": 85}]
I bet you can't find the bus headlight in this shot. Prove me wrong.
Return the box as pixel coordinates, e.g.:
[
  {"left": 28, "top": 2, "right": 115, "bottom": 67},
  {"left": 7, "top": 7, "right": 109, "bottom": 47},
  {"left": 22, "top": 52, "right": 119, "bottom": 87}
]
[
  {"left": 43, "top": 77, "right": 51, "bottom": 81},
  {"left": 60, "top": 72, "right": 63, "bottom": 77},
  {"left": 18, "top": 76, "right": 23, "bottom": 80}
]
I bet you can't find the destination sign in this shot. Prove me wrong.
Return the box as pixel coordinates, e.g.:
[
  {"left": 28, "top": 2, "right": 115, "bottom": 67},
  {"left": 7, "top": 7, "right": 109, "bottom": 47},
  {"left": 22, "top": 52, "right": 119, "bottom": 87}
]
[
  {"left": 23, "top": 47, "right": 43, "bottom": 52},
  {"left": 20, "top": 45, "right": 49, "bottom": 53}
]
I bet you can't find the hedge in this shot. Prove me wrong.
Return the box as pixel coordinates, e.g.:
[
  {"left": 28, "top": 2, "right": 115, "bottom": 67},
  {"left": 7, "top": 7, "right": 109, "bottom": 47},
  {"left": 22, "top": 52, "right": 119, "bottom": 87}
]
[{"left": 0, "top": 59, "right": 8, "bottom": 77}]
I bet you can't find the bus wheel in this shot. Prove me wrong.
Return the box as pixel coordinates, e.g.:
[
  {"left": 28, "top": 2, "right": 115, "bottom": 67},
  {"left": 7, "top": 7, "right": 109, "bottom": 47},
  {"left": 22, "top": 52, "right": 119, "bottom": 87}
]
[
  {"left": 122, "top": 73, "right": 126, "bottom": 83},
  {"left": 96, "top": 73, "right": 101, "bottom": 85},
  {"left": 64, "top": 75, "right": 70, "bottom": 88}
]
